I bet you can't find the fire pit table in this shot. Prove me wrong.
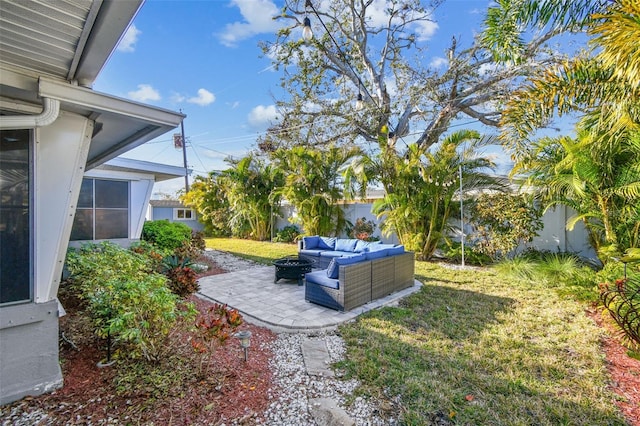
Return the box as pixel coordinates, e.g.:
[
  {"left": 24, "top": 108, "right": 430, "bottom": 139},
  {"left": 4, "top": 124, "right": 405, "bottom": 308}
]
[{"left": 273, "top": 256, "right": 314, "bottom": 286}]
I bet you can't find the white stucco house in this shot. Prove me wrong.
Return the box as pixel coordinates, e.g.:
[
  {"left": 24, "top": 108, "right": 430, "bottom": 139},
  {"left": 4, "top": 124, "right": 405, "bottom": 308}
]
[{"left": 0, "top": 0, "right": 186, "bottom": 404}]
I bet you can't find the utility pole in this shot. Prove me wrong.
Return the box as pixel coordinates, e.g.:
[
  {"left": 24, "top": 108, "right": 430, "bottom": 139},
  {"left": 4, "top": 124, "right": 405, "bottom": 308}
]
[
  {"left": 180, "top": 112, "right": 189, "bottom": 193},
  {"left": 459, "top": 164, "right": 465, "bottom": 267}
]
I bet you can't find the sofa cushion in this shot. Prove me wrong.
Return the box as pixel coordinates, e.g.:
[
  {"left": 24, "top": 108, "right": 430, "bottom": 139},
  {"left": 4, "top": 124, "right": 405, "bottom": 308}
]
[
  {"left": 319, "top": 250, "right": 354, "bottom": 258},
  {"left": 354, "top": 239, "right": 381, "bottom": 252},
  {"left": 387, "top": 245, "right": 405, "bottom": 256},
  {"left": 299, "top": 249, "right": 324, "bottom": 257},
  {"left": 302, "top": 236, "right": 320, "bottom": 249},
  {"left": 365, "top": 249, "right": 388, "bottom": 260},
  {"left": 335, "top": 238, "right": 358, "bottom": 252},
  {"left": 318, "top": 236, "right": 336, "bottom": 250},
  {"left": 326, "top": 253, "right": 366, "bottom": 278},
  {"left": 306, "top": 270, "right": 340, "bottom": 289}
]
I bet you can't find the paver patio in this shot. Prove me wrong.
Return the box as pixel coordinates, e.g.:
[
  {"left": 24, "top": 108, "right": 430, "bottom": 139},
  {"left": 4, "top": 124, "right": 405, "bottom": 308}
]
[{"left": 197, "top": 265, "right": 422, "bottom": 332}]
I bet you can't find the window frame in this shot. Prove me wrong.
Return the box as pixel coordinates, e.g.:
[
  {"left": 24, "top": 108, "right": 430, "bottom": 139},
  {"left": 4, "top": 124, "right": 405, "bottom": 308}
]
[
  {"left": 70, "top": 178, "right": 130, "bottom": 241},
  {"left": 173, "top": 208, "right": 195, "bottom": 221}
]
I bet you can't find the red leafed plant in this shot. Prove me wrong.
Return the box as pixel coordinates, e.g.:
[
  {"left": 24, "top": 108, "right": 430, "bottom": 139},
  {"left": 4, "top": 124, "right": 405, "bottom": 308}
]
[{"left": 191, "top": 303, "right": 244, "bottom": 376}]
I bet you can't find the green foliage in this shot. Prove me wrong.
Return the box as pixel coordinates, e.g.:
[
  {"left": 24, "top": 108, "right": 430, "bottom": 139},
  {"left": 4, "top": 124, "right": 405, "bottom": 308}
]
[
  {"left": 175, "top": 230, "right": 206, "bottom": 260},
  {"left": 273, "top": 225, "right": 300, "bottom": 243},
  {"left": 219, "top": 155, "right": 284, "bottom": 240},
  {"left": 65, "top": 242, "right": 182, "bottom": 362},
  {"left": 494, "top": 249, "right": 600, "bottom": 302},
  {"left": 361, "top": 130, "right": 504, "bottom": 260},
  {"left": 470, "top": 193, "right": 544, "bottom": 260},
  {"left": 272, "top": 145, "right": 359, "bottom": 236},
  {"left": 142, "top": 220, "right": 192, "bottom": 252},
  {"left": 181, "top": 174, "right": 232, "bottom": 237},
  {"left": 440, "top": 241, "right": 492, "bottom": 266}
]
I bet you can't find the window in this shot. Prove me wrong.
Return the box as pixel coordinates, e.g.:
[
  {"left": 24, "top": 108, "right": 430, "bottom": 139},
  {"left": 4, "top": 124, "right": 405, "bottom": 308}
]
[
  {"left": 173, "top": 208, "right": 195, "bottom": 220},
  {"left": 70, "top": 179, "right": 129, "bottom": 240},
  {"left": 1, "top": 129, "right": 32, "bottom": 304}
]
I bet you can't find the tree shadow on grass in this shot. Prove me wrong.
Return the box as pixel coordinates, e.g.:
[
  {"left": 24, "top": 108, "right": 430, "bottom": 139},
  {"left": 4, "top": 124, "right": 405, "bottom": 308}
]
[{"left": 338, "top": 284, "right": 626, "bottom": 425}]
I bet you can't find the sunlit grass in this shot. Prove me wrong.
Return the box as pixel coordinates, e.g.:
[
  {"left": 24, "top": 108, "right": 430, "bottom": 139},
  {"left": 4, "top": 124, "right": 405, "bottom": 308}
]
[
  {"left": 200, "top": 239, "right": 625, "bottom": 424},
  {"left": 204, "top": 237, "right": 297, "bottom": 265}
]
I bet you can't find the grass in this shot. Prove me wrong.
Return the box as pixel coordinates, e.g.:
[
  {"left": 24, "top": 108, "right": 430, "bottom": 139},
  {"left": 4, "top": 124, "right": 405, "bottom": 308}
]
[
  {"left": 205, "top": 237, "right": 297, "bottom": 265},
  {"left": 204, "top": 238, "right": 626, "bottom": 425}
]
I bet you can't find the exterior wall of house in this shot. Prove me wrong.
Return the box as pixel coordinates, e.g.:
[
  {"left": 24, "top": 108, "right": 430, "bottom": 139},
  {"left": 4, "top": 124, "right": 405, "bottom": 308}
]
[
  {"left": 148, "top": 205, "right": 204, "bottom": 232},
  {"left": 0, "top": 112, "right": 93, "bottom": 404}
]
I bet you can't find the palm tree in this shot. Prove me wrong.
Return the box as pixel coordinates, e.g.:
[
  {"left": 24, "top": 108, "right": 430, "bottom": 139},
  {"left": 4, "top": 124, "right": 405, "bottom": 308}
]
[
  {"left": 513, "top": 127, "right": 640, "bottom": 258},
  {"left": 272, "top": 144, "right": 361, "bottom": 236},
  {"left": 219, "top": 155, "right": 283, "bottom": 241},
  {"left": 349, "top": 130, "right": 505, "bottom": 260}
]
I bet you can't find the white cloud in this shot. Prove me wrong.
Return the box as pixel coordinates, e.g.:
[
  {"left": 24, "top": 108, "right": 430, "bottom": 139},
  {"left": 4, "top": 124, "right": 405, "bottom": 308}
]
[
  {"left": 171, "top": 92, "right": 186, "bottom": 103},
  {"left": 414, "top": 19, "right": 438, "bottom": 41},
  {"left": 117, "top": 24, "right": 141, "bottom": 52},
  {"left": 248, "top": 104, "right": 279, "bottom": 128},
  {"left": 366, "top": 0, "right": 438, "bottom": 41},
  {"left": 430, "top": 57, "right": 448, "bottom": 69},
  {"left": 187, "top": 88, "right": 216, "bottom": 106},
  {"left": 128, "top": 84, "right": 160, "bottom": 102},
  {"left": 219, "top": 0, "right": 282, "bottom": 47}
]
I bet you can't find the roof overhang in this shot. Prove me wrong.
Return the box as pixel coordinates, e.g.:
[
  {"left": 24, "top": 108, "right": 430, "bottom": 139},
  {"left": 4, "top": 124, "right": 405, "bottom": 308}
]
[
  {"left": 99, "top": 157, "right": 189, "bottom": 182},
  {"left": 0, "top": 69, "right": 185, "bottom": 169}
]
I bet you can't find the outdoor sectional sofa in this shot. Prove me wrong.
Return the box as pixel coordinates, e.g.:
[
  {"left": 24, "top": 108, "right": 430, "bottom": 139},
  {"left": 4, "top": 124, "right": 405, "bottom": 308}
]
[{"left": 299, "top": 236, "right": 415, "bottom": 311}]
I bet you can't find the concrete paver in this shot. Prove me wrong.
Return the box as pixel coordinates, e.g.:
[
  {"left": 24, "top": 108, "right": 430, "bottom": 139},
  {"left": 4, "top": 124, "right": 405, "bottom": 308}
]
[{"left": 196, "top": 265, "right": 421, "bottom": 332}]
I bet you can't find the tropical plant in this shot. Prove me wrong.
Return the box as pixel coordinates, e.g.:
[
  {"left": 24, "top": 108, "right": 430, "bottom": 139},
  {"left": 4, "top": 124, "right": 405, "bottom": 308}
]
[
  {"left": 349, "top": 130, "right": 504, "bottom": 260},
  {"left": 218, "top": 155, "right": 283, "bottom": 240},
  {"left": 350, "top": 217, "right": 377, "bottom": 241},
  {"left": 512, "top": 128, "right": 640, "bottom": 261},
  {"left": 181, "top": 173, "right": 232, "bottom": 237},
  {"left": 600, "top": 273, "right": 640, "bottom": 351},
  {"left": 273, "top": 225, "right": 301, "bottom": 243},
  {"left": 272, "top": 144, "right": 361, "bottom": 236}
]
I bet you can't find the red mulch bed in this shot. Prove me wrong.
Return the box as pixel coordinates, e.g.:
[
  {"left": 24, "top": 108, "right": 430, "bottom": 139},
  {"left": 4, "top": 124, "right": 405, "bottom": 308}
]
[
  {"left": 587, "top": 307, "right": 640, "bottom": 425},
  {"left": 1, "top": 258, "right": 279, "bottom": 425}
]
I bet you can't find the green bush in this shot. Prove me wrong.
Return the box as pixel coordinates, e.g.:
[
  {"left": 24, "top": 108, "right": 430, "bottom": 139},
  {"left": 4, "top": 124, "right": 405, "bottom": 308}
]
[
  {"left": 66, "top": 242, "right": 182, "bottom": 362},
  {"left": 273, "top": 225, "right": 300, "bottom": 243},
  {"left": 142, "top": 220, "right": 192, "bottom": 252}
]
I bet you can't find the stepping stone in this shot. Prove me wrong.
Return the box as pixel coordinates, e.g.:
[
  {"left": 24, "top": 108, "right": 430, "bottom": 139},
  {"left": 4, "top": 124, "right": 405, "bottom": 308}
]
[
  {"left": 302, "top": 338, "right": 334, "bottom": 377},
  {"left": 309, "top": 398, "right": 355, "bottom": 426}
]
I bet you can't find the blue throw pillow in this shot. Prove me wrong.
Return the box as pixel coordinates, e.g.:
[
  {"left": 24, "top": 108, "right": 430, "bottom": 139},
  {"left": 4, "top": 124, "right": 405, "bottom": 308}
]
[
  {"left": 326, "top": 258, "right": 338, "bottom": 278},
  {"left": 318, "top": 236, "right": 336, "bottom": 250},
  {"left": 354, "top": 240, "right": 381, "bottom": 252},
  {"left": 303, "top": 236, "right": 320, "bottom": 249},
  {"left": 365, "top": 249, "right": 388, "bottom": 260},
  {"left": 326, "top": 254, "right": 366, "bottom": 278},
  {"left": 335, "top": 238, "right": 358, "bottom": 252}
]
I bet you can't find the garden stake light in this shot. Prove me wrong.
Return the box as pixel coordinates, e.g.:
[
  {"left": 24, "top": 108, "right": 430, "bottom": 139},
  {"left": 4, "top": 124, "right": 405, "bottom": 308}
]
[{"left": 234, "top": 330, "right": 252, "bottom": 361}]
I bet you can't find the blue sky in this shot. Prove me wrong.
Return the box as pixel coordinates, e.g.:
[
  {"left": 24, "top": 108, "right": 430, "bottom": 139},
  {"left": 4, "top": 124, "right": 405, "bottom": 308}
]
[{"left": 93, "top": 0, "right": 579, "bottom": 197}]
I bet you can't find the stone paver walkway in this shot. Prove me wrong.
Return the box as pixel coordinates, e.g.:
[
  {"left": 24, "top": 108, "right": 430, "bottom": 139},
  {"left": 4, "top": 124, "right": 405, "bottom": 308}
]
[{"left": 197, "top": 266, "right": 421, "bottom": 332}]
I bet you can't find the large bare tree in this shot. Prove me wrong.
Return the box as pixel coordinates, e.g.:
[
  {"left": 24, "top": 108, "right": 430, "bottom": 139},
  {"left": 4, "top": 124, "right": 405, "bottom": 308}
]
[{"left": 259, "top": 0, "right": 602, "bottom": 154}]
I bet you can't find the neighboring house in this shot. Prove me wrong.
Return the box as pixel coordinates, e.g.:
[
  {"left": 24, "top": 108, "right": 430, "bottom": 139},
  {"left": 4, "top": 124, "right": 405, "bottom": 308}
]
[
  {"left": 0, "top": 0, "right": 185, "bottom": 404},
  {"left": 147, "top": 200, "right": 204, "bottom": 232}
]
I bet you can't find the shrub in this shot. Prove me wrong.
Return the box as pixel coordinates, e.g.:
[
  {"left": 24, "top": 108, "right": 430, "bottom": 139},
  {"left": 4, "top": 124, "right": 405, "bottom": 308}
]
[
  {"left": 66, "top": 242, "right": 181, "bottom": 362},
  {"left": 142, "top": 220, "right": 192, "bottom": 252},
  {"left": 175, "top": 230, "right": 206, "bottom": 260},
  {"left": 273, "top": 225, "right": 300, "bottom": 243},
  {"left": 441, "top": 241, "right": 492, "bottom": 266},
  {"left": 165, "top": 266, "right": 199, "bottom": 298}
]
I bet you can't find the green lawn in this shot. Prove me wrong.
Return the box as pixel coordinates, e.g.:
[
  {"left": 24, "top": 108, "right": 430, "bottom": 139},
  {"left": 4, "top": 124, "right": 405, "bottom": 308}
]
[{"left": 205, "top": 238, "right": 625, "bottom": 425}]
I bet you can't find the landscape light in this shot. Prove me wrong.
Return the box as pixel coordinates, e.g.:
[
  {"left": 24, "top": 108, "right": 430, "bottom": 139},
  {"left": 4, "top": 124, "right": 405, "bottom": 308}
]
[{"left": 234, "top": 330, "right": 252, "bottom": 361}]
